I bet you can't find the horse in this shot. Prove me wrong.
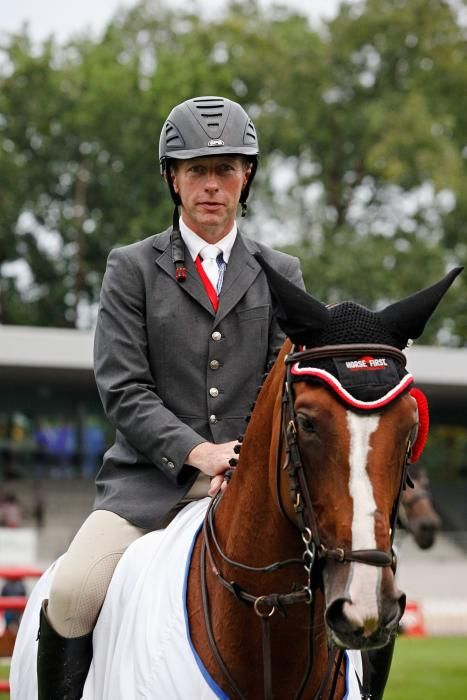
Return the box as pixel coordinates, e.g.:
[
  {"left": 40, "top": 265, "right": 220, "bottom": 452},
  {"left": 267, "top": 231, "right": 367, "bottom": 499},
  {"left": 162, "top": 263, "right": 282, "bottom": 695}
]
[
  {"left": 399, "top": 464, "right": 441, "bottom": 549},
  {"left": 10, "top": 261, "right": 461, "bottom": 700}
]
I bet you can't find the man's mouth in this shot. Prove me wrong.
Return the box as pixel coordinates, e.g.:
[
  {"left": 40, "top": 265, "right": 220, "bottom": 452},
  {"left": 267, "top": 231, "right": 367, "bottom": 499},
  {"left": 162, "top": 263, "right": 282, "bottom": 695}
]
[{"left": 199, "top": 202, "right": 223, "bottom": 210}]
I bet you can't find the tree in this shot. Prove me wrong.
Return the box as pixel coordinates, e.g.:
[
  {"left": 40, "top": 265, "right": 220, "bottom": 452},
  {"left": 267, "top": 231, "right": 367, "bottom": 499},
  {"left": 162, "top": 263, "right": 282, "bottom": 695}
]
[
  {"left": 259, "top": 0, "right": 467, "bottom": 343},
  {"left": 0, "top": 0, "right": 465, "bottom": 342}
]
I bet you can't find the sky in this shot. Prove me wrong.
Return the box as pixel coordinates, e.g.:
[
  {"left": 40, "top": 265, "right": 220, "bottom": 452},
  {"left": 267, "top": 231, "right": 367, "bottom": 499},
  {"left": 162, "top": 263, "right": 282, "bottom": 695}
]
[{"left": 1, "top": 0, "right": 346, "bottom": 43}]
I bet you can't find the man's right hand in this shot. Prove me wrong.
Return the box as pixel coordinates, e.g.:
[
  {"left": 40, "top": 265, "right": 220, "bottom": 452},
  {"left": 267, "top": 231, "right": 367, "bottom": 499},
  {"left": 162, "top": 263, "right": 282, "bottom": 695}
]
[{"left": 186, "top": 440, "right": 238, "bottom": 477}]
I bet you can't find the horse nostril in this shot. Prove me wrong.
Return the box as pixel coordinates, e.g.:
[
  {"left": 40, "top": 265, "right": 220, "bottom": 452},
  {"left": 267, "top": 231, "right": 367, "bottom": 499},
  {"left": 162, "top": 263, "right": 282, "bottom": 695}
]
[
  {"left": 384, "top": 591, "right": 406, "bottom": 629},
  {"left": 326, "top": 599, "right": 356, "bottom": 633},
  {"left": 398, "top": 592, "right": 406, "bottom": 617}
]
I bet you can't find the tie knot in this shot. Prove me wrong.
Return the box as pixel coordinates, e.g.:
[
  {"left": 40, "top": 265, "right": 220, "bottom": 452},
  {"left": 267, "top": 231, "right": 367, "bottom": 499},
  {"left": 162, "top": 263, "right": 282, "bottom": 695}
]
[{"left": 200, "top": 244, "right": 221, "bottom": 261}]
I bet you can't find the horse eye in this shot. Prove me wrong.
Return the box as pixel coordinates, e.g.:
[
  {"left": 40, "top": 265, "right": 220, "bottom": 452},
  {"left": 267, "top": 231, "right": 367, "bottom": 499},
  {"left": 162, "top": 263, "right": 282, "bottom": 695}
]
[{"left": 297, "top": 414, "right": 315, "bottom": 434}]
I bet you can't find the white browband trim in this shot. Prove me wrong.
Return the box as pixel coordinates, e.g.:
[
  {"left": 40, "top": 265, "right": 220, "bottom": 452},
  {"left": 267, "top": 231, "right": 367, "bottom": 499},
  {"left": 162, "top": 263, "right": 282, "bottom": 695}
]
[{"left": 290, "top": 364, "right": 414, "bottom": 410}]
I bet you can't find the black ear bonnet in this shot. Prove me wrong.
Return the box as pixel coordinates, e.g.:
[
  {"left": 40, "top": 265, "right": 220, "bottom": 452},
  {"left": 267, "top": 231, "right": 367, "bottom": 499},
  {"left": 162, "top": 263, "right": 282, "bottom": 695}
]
[{"left": 255, "top": 254, "right": 462, "bottom": 406}]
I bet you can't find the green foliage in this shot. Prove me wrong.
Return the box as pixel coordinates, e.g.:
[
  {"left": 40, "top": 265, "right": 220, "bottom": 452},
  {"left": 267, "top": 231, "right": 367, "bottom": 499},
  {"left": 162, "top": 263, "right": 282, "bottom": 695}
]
[{"left": 0, "top": 0, "right": 465, "bottom": 339}]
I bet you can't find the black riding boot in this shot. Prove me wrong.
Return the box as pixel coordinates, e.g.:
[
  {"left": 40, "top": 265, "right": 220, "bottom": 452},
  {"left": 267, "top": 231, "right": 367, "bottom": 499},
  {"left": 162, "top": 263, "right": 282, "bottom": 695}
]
[
  {"left": 361, "top": 636, "right": 396, "bottom": 700},
  {"left": 37, "top": 599, "right": 93, "bottom": 700}
]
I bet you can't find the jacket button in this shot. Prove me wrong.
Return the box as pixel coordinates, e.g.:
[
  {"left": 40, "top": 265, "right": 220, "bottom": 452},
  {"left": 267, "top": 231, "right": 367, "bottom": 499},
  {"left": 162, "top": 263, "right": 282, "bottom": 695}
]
[
  {"left": 209, "top": 414, "right": 217, "bottom": 424},
  {"left": 209, "top": 387, "right": 219, "bottom": 397},
  {"left": 167, "top": 461, "right": 175, "bottom": 470},
  {"left": 211, "top": 331, "right": 222, "bottom": 341},
  {"left": 210, "top": 359, "right": 220, "bottom": 370}
]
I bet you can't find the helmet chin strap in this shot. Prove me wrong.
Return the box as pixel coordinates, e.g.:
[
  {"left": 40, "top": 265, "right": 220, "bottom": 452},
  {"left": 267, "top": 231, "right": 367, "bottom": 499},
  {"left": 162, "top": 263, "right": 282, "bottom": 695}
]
[{"left": 170, "top": 206, "right": 187, "bottom": 282}]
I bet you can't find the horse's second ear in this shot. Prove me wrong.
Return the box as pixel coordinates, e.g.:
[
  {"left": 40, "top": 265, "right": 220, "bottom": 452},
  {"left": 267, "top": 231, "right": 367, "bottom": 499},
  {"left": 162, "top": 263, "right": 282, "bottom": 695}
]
[
  {"left": 254, "top": 253, "right": 329, "bottom": 344},
  {"left": 377, "top": 267, "right": 463, "bottom": 345}
]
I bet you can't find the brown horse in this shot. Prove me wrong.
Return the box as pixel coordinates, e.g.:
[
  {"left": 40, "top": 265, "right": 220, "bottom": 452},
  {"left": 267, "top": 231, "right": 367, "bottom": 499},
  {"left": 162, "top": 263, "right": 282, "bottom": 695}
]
[
  {"left": 10, "top": 264, "right": 461, "bottom": 700},
  {"left": 400, "top": 464, "right": 441, "bottom": 549},
  {"left": 186, "top": 261, "right": 462, "bottom": 699}
]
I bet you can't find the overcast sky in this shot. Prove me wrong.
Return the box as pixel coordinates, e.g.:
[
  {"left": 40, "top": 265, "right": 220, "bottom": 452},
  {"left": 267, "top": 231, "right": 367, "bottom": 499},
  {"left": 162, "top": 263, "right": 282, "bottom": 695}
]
[{"left": 1, "top": 0, "right": 346, "bottom": 43}]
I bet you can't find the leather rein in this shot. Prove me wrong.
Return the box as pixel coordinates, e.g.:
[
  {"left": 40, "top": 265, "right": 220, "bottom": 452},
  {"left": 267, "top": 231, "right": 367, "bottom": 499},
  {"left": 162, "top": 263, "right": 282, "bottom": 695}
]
[{"left": 199, "top": 343, "right": 413, "bottom": 700}]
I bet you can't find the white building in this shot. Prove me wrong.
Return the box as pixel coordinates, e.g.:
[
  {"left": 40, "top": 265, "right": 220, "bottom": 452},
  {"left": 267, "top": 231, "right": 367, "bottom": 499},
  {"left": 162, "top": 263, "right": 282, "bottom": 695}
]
[{"left": 0, "top": 325, "right": 466, "bottom": 496}]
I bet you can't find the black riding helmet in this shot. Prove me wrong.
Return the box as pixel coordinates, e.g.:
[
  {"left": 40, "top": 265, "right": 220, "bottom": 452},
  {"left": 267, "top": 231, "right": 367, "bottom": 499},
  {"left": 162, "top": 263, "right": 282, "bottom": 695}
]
[{"left": 159, "top": 95, "right": 259, "bottom": 212}]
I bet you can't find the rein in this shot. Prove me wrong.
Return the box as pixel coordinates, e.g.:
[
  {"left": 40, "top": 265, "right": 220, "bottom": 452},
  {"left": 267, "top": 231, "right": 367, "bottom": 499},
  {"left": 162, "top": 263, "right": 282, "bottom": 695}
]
[{"left": 199, "top": 343, "right": 411, "bottom": 700}]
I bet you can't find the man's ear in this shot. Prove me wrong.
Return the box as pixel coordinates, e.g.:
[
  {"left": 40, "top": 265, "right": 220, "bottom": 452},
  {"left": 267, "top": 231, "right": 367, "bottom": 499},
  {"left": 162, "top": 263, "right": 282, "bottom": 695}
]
[
  {"left": 243, "top": 162, "right": 253, "bottom": 189},
  {"left": 169, "top": 166, "right": 179, "bottom": 194}
]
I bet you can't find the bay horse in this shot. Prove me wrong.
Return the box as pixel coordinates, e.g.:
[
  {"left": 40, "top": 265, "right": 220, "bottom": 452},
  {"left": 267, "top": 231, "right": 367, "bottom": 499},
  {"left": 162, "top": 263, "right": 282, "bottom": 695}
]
[
  {"left": 10, "top": 263, "right": 461, "bottom": 700},
  {"left": 399, "top": 464, "right": 441, "bottom": 549}
]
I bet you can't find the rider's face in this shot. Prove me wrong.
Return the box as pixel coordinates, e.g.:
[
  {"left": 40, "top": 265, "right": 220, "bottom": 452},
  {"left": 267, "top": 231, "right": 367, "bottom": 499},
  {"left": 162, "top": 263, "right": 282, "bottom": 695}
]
[{"left": 170, "top": 156, "right": 251, "bottom": 241}]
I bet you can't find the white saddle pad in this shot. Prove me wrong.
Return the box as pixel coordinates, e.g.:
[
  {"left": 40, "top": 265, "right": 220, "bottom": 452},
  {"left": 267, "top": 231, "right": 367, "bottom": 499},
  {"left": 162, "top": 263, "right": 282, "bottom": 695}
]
[{"left": 11, "top": 498, "right": 362, "bottom": 699}]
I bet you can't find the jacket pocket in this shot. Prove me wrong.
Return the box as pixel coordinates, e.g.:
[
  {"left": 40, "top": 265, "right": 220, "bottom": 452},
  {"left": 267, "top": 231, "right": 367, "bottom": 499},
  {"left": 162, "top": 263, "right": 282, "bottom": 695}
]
[{"left": 237, "top": 305, "right": 269, "bottom": 323}]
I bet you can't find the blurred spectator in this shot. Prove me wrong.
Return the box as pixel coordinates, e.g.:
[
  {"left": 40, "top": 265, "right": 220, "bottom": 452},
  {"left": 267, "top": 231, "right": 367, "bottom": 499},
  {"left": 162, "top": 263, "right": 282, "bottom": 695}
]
[
  {"left": 1, "top": 577, "right": 26, "bottom": 633},
  {"left": 33, "top": 490, "right": 45, "bottom": 529},
  {"left": 0, "top": 493, "right": 23, "bottom": 527}
]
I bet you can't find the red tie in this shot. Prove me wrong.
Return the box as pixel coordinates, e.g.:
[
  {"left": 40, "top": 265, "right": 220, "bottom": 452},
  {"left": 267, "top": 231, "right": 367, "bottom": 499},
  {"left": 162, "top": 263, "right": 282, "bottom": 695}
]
[{"left": 195, "top": 255, "right": 219, "bottom": 312}]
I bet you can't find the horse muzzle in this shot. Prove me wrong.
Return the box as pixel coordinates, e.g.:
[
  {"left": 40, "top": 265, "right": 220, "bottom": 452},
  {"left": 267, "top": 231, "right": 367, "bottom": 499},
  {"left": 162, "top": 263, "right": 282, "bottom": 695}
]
[{"left": 322, "top": 561, "right": 406, "bottom": 650}]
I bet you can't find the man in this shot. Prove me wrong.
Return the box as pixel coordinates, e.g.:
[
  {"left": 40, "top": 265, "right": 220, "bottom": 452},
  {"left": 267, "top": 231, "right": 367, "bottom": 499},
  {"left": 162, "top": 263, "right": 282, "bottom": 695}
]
[{"left": 35, "top": 95, "right": 304, "bottom": 698}]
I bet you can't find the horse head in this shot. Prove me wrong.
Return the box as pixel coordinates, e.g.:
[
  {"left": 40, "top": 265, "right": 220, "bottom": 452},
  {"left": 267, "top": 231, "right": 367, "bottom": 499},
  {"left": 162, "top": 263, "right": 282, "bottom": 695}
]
[
  {"left": 256, "top": 256, "right": 461, "bottom": 650},
  {"left": 399, "top": 464, "right": 442, "bottom": 549}
]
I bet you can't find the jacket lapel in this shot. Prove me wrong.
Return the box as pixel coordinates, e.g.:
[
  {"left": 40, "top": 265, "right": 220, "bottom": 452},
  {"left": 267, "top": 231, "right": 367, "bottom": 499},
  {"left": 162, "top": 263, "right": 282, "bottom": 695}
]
[
  {"left": 215, "top": 233, "right": 262, "bottom": 324},
  {"left": 153, "top": 230, "right": 215, "bottom": 316}
]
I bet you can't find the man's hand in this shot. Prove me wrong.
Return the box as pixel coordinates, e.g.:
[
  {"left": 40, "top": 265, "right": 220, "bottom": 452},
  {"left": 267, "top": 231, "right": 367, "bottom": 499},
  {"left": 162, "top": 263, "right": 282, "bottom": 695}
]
[
  {"left": 186, "top": 440, "right": 237, "bottom": 476},
  {"left": 186, "top": 441, "right": 239, "bottom": 496},
  {"left": 208, "top": 474, "right": 228, "bottom": 498}
]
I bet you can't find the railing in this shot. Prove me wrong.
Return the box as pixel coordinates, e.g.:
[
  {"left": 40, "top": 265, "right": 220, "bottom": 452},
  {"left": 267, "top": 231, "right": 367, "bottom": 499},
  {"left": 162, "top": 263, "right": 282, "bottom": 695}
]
[{"left": 0, "top": 567, "right": 43, "bottom": 696}]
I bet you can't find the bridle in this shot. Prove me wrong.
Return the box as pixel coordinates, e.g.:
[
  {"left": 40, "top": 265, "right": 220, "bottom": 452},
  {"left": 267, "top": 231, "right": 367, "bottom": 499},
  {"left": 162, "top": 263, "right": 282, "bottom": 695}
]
[
  {"left": 199, "top": 343, "right": 414, "bottom": 700},
  {"left": 279, "top": 343, "right": 412, "bottom": 568}
]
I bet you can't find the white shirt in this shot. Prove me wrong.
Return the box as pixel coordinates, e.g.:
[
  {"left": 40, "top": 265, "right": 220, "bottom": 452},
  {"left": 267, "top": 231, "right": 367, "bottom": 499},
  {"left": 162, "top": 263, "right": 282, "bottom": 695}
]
[{"left": 179, "top": 218, "right": 237, "bottom": 263}]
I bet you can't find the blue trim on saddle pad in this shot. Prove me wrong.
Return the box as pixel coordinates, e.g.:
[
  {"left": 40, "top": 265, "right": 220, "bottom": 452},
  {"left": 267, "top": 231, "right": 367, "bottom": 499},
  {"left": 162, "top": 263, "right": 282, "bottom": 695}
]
[{"left": 183, "top": 524, "right": 229, "bottom": 700}]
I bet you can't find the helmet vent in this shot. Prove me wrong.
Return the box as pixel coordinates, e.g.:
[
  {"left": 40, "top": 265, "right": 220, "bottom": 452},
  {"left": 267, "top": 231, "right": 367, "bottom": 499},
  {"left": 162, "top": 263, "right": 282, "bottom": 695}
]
[
  {"left": 190, "top": 97, "right": 229, "bottom": 137},
  {"left": 244, "top": 120, "right": 257, "bottom": 145},
  {"left": 164, "top": 121, "right": 185, "bottom": 148}
]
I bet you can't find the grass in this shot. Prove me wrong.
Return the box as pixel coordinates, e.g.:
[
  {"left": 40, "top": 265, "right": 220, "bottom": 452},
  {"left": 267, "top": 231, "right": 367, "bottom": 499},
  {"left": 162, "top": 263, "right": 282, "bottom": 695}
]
[
  {"left": 385, "top": 636, "right": 467, "bottom": 700},
  {"left": 1, "top": 636, "right": 466, "bottom": 698},
  {"left": 0, "top": 662, "right": 9, "bottom": 699}
]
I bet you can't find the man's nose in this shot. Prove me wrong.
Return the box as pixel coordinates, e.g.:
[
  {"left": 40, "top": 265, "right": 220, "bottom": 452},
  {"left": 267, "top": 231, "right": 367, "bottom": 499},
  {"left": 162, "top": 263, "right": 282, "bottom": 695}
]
[{"left": 204, "top": 171, "right": 220, "bottom": 190}]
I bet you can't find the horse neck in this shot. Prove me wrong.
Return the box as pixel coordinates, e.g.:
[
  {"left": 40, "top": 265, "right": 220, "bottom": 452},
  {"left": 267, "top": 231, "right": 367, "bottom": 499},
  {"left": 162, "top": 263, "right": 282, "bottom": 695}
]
[
  {"left": 213, "top": 341, "right": 301, "bottom": 564},
  {"left": 188, "top": 341, "right": 344, "bottom": 699}
]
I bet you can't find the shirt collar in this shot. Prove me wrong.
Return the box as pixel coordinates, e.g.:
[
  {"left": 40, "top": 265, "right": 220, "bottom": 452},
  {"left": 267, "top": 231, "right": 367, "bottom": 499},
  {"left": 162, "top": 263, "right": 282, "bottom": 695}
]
[{"left": 179, "top": 217, "right": 237, "bottom": 263}]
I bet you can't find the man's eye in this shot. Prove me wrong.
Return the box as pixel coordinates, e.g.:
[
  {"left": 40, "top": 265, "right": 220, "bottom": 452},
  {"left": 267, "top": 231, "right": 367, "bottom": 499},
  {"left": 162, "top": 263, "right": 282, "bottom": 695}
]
[{"left": 297, "top": 414, "right": 315, "bottom": 434}]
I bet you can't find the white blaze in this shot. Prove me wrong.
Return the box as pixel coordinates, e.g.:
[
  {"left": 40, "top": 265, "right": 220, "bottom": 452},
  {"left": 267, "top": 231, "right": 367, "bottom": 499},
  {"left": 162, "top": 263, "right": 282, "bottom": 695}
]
[{"left": 344, "top": 411, "right": 381, "bottom": 633}]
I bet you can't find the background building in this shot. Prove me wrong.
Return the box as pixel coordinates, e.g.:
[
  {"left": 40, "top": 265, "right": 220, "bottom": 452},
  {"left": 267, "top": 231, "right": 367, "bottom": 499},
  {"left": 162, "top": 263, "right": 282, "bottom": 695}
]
[{"left": 0, "top": 324, "right": 466, "bottom": 559}]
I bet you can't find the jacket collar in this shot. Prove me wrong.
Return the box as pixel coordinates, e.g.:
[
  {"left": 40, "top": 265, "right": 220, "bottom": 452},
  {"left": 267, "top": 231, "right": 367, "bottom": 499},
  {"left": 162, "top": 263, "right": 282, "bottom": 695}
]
[{"left": 153, "top": 228, "right": 263, "bottom": 321}]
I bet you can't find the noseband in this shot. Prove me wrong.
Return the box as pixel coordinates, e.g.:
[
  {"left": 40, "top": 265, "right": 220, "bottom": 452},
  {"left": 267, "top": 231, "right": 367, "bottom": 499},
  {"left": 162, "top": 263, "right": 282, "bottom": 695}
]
[{"left": 199, "top": 343, "right": 412, "bottom": 700}]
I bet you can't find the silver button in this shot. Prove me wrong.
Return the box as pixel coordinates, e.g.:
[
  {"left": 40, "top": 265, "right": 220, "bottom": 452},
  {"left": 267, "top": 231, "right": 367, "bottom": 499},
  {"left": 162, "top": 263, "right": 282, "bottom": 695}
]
[
  {"left": 211, "top": 331, "right": 222, "bottom": 341},
  {"left": 167, "top": 461, "right": 175, "bottom": 470},
  {"left": 209, "top": 414, "right": 217, "bottom": 424},
  {"left": 161, "top": 457, "right": 168, "bottom": 464},
  {"left": 209, "top": 387, "right": 219, "bottom": 397},
  {"left": 210, "top": 359, "right": 220, "bottom": 370}
]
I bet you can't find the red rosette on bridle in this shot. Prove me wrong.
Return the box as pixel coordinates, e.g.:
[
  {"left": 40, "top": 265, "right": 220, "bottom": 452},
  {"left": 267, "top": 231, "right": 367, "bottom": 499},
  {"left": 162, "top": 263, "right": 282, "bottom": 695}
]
[{"left": 409, "top": 387, "right": 430, "bottom": 463}]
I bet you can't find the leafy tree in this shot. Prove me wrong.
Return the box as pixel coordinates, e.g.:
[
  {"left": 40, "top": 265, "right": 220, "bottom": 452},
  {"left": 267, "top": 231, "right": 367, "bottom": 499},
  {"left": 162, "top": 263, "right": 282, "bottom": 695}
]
[
  {"left": 263, "top": 0, "right": 467, "bottom": 343},
  {"left": 0, "top": 0, "right": 465, "bottom": 343}
]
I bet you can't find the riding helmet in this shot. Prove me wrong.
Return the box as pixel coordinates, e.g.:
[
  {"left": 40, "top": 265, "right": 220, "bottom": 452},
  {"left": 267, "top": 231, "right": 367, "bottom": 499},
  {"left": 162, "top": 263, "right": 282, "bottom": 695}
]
[{"left": 159, "top": 96, "right": 259, "bottom": 207}]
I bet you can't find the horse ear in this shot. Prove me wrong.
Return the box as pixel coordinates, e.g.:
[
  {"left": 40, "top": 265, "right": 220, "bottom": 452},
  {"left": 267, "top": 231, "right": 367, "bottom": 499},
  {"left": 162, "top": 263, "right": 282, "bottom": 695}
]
[
  {"left": 254, "top": 253, "right": 329, "bottom": 343},
  {"left": 377, "top": 267, "right": 463, "bottom": 345}
]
